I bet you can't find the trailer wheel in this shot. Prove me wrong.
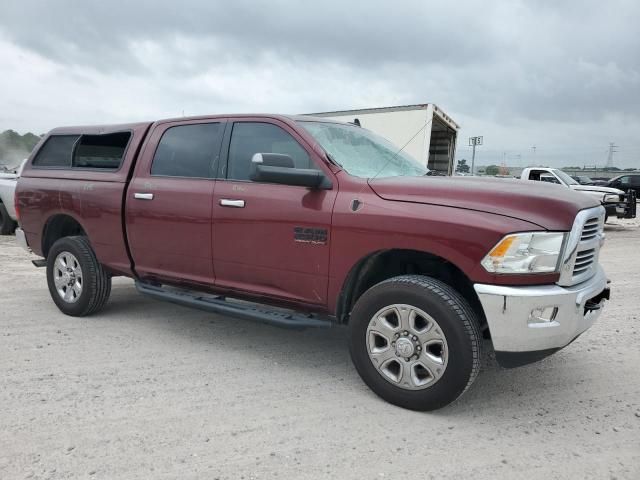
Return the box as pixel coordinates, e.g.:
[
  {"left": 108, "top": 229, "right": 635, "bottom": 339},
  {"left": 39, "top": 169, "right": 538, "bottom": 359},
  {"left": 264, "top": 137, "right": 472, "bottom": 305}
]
[
  {"left": 348, "top": 275, "right": 482, "bottom": 411},
  {"left": 46, "top": 236, "right": 111, "bottom": 316},
  {"left": 0, "top": 202, "right": 16, "bottom": 235}
]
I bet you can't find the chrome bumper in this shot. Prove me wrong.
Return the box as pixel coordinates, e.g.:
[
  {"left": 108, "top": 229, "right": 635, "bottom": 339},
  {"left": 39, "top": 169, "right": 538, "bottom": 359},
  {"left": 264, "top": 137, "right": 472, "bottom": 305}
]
[
  {"left": 474, "top": 266, "right": 608, "bottom": 357},
  {"left": 15, "top": 227, "right": 31, "bottom": 253}
]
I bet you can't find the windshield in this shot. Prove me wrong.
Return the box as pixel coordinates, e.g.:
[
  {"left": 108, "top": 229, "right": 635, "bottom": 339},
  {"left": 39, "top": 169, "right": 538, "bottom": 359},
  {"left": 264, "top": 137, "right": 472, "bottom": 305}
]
[
  {"left": 298, "top": 121, "right": 429, "bottom": 178},
  {"left": 552, "top": 169, "right": 578, "bottom": 185}
]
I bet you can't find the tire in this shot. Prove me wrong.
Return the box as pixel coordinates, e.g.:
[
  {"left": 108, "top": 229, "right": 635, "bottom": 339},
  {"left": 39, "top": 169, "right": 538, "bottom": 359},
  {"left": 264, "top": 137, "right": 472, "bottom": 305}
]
[
  {"left": 0, "top": 202, "right": 16, "bottom": 235},
  {"left": 46, "top": 236, "right": 112, "bottom": 316},
  {"left": 348, "top": 275, "right": 482, "bottom": 411}
]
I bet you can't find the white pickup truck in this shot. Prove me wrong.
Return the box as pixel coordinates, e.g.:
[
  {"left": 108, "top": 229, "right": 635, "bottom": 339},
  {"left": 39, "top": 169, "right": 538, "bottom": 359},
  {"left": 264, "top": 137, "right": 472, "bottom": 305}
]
[
  {"left": 521, "top": 167, "right": 636, "bottom": 221},
  {"left": 0, "top": 159, "right": 26, "bottom": 234}
]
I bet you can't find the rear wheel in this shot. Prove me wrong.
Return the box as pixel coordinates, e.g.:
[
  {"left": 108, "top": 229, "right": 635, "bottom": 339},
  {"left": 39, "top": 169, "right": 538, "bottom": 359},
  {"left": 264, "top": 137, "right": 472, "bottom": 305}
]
[
  {"left": 0, "top": 202, "right": 16, "bottom": 235},
  {"left": 348, "top": 275, "right": 482, "bottom": 411},
  {"left": 46, "top": 236, "right": 111, "bottom": 316}
]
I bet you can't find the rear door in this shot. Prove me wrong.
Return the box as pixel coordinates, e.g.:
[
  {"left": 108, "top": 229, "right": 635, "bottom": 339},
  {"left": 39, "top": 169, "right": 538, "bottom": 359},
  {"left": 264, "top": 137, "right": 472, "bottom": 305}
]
[
  {"left": 212, "top": 118, "right": 337, "bottom": 306},
  {"left": 126, "top": 119, "right": 225, "bottom": 287}
]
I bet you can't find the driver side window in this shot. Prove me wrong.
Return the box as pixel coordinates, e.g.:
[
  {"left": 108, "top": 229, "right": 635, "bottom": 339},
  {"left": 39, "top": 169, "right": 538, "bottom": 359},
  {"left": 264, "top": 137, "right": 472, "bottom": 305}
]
[
  {"left": 540, "top": 174, "right": 560, "bottom": 184},
  {"left": 227, "top": 122, "right": 313, "bottom": 181}
]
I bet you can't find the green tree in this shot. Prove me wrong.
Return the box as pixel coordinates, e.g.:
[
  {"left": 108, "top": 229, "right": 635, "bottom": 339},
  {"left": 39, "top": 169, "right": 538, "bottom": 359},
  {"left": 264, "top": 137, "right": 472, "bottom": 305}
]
[
  {"left": 485, "top": 164, "right": 500, "bottom": 176},
  {"left": 455, "top": 159, "right": 470, "bottom": 173},
  {"left": 0, "top": 130, "right": 42, "bottom": 169}
]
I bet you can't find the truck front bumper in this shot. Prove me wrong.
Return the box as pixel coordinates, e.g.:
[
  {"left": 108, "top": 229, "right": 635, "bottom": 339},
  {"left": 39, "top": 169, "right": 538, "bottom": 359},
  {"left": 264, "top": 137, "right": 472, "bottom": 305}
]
[{"left": 474, "top": 266, "right": 609, "bottom": 367}]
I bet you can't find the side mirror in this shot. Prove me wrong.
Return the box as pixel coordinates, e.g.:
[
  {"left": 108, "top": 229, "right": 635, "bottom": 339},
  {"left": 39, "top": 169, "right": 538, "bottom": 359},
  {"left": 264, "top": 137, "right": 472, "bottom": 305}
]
[{"left": 250, "top": 153, "right": 331, "bottom": 189}]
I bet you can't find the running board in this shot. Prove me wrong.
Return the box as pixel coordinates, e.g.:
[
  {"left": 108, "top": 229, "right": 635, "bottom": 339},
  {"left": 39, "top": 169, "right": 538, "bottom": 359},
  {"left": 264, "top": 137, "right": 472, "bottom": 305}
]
[
  {"left": 135, "top": 282, "right": 332, "bottom": 330},
  {"left": 32, "top": 259, "right": 47, "bottom": 268}
]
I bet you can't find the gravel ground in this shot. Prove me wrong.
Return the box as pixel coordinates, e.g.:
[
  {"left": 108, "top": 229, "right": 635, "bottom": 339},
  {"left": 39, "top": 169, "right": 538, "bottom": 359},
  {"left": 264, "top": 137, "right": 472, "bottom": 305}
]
[{"left": 1, "top": 219, "right": 639, "bottom": 480}]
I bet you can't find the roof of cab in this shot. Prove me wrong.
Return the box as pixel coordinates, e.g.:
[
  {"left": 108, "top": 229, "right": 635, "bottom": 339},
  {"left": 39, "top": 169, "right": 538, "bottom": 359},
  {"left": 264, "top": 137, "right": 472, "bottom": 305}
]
[{"left": 47, "top": 114, "right": 349, "bottom": 134}]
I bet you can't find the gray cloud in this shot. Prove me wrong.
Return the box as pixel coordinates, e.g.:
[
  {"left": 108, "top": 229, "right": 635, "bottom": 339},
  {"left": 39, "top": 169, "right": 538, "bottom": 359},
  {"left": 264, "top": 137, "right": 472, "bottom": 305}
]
[{"left": 0, "top": 0, "right": 639, "bottom": 167}]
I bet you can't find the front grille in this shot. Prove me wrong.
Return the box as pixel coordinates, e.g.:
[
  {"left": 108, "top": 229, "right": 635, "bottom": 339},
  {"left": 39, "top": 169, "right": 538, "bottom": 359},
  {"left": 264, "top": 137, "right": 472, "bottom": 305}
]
[
  {"left": 571, "top": 213, "right": 603, "bottom": 282},
  {"left": 580, "top": 218, "right": 599, "bottom": 241},
  {"left": 573, "top": 248, "right": 596, "bottom": 276},
  {"left": 558, "top": 206, "right": 605, "bottom": 286}
]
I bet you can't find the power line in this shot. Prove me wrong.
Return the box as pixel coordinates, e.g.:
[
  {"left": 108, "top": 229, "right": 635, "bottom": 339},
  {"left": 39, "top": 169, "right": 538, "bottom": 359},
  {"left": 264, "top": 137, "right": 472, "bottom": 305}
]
[{"left": 606, "top": 142, "right": 619, "bottom": 168}]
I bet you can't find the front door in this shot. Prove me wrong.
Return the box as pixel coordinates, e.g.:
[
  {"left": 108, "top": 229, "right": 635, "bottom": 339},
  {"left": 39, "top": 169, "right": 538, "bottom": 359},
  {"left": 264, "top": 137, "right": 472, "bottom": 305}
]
[
  {"left": 212, "top": 119, "right": 336, "bottom": 306},
  {"left": 126, "top": 120, "right": 225, "bottom": 287}
]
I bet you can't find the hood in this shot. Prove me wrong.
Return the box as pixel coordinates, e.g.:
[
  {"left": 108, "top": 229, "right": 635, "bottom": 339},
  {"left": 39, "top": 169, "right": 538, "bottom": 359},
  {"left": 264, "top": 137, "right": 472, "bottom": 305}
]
[
  {"left": 571, "top": 184, "right": 624, "bottom": 195},
  {"left": 368, "top": 176, "right": 599, "bottom": 231}
]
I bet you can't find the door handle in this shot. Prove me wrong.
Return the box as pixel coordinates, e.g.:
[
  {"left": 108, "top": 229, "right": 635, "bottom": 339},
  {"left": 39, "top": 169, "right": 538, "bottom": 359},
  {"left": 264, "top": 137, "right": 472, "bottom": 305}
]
[
  {"left": 134, "top": 193, "right": 154, "bottom": 200},
  {"left": 220, "top": 199, "right": 245, "bottom": 208}
]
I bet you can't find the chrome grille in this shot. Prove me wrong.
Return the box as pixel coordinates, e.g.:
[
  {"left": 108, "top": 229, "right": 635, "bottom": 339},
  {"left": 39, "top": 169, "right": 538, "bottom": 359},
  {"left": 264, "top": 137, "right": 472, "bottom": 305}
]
[
  {"left": 571, "top": 212, "right": 603, "bottom": 283},
  {"left": 580, "top": 218, "right": 599, "bottom": 241},
  {"left": 573, "top": 248, "right": 596, "bottom": 276},
  {"left": 558, "top": 206, "right": 605, "bottom": 286}
]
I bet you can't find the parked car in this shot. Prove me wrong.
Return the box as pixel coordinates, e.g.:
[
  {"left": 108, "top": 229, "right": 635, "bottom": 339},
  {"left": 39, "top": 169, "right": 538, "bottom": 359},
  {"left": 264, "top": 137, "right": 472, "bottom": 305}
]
[
  {"left": 571, "top": 175, "right": 596, "bottom": 185},
  {"left": 0, "top": 159, "right": 27, "bottom": 234},
  {"left": 588, "top": 177, "right": 611, "bottom": 186},
  {"left": 606, "top": 174, "right": 640, "bottom": 199},
  {"left": 16, "top": 115, "right": 610, "bottom": 411},
  {"left": 521, "top": 167, "right": 636, "bottom": 221}
]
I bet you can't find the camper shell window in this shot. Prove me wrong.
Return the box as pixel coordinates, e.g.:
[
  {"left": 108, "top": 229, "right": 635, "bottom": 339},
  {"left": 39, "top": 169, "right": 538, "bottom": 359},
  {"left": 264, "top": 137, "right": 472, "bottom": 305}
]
[
  {"left": 73, "top": 132, "right": 131, "bottom": 169},
  {"left": 32, "top": 135, "right": 79, "bottom": 167},
  {"left": 33, "top": 132, "right": 131, "bottom": 170}
]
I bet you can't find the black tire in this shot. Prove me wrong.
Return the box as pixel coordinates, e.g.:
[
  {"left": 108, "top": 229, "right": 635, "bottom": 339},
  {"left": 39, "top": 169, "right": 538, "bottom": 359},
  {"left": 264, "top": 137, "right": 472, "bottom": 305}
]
[
  {"left": 46, "top": 236, "right": 111, "bottom": 316},
  {"left": 0, "top": 202, "right": 16, "bottom": 235},
  {"left": 348, "top": 275, "right": 482, "bottom": 411}
]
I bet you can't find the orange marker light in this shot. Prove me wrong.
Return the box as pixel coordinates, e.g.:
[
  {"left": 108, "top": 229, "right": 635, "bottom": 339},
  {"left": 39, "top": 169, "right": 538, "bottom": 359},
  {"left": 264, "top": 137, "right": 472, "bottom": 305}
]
[{"left": 489, "top": 235, "right": 516, "bottom": 258}]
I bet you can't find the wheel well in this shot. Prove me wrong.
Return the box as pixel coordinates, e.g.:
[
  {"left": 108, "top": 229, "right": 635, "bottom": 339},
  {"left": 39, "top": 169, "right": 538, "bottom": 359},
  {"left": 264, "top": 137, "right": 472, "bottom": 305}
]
[
  {"left": 42, "top": 215, "right": 86, "bottom": 258},
  {"left": 337, "top": 249, "right": 487, "bottom": 330}
]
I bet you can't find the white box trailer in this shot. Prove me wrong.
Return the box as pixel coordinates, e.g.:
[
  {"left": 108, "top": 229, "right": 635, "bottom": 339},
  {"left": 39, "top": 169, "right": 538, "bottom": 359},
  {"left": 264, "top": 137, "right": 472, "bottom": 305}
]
[{"left": 306, "top": 104, "right": 460, "bottom": 175}]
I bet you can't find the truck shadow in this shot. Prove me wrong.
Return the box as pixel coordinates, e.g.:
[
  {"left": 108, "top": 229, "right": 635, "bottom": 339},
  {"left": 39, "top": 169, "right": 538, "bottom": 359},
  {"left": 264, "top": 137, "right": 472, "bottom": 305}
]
[{"left": 101, "top": 281, "right": 599, "bottom": 417}]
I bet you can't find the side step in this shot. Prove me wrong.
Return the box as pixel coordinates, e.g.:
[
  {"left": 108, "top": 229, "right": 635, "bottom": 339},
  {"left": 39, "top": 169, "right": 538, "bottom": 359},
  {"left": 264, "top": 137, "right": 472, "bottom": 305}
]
[{"left": 135, "top": 282, "right": 333, "bottom": 330}]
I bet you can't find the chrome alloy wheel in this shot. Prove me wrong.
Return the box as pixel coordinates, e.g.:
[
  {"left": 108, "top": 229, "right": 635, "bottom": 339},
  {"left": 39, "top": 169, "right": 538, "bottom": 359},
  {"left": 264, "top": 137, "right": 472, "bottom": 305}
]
[
  {"left": 366, "top": 304, "right": 449, "bottom": 390},
  {"left": 53, "top": 251, "right": 83, "bottom": 303}
]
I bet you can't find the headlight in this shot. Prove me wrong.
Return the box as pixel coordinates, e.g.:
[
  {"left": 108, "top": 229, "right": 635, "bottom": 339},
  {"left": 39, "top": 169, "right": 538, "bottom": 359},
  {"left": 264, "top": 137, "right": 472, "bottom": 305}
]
[
  {"left": 603, "top": 194, "right": 620, "bottom": 203},
  {"left": 481, "top": 232, "right": 566, "bottom": 274}
]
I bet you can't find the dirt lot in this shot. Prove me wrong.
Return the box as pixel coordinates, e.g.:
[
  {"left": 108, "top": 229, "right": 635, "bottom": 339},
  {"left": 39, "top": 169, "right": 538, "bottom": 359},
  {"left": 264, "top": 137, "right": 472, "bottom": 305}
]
[{"left": 1, "top": 219, "right": 639, "bottom": 480}]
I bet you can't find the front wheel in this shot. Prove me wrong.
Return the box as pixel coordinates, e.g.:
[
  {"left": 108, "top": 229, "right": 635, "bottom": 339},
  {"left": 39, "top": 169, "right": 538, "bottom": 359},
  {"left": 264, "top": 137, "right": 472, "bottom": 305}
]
[
  {"left": 348, "top": 275, "right": 482, "bottom": 411},
  {"left": 46, "top": 236, "right": 112, "bottom": 316}
]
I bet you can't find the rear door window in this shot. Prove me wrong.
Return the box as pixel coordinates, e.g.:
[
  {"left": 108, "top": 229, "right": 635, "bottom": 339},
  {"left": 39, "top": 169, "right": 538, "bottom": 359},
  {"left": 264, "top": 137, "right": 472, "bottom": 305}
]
[
  {"left": 151, "top": 123, "right": 224, "bottom": 178},
  {"left": 32, "top": 135, "right": 79, "bottom": 167}
]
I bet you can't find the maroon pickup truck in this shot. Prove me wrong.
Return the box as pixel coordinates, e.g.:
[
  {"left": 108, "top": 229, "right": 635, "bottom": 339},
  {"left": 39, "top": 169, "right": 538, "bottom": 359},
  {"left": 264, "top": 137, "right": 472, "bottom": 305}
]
[{"left": 15, "top": 114, "right": 610, "bottom": 410}]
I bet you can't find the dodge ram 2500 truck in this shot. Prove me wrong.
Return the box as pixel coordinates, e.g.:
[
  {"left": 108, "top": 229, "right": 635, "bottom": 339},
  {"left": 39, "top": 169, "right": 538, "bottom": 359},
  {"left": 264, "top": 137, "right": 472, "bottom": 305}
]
[{"left": 15, "top": 115, "right": 610, "bottom": 411}]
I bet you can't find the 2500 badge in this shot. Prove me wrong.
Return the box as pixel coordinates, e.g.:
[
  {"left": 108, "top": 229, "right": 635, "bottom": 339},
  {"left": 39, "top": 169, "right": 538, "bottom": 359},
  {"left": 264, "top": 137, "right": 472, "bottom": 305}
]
[{"left": 293, "top": 227, "right": 328, "bottom": 245}]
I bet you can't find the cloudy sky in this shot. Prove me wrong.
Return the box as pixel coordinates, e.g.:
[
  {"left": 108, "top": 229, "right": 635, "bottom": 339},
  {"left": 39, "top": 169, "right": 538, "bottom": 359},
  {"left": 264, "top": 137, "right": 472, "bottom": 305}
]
[{"left": 1, "top": 0, "right": 639, "bottom": 168}]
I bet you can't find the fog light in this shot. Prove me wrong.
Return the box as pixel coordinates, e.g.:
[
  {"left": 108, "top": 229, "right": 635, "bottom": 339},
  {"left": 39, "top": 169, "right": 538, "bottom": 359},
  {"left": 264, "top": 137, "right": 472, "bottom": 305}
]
[{"left": 528, "top": 306, "right": 559, "bottom": 325}]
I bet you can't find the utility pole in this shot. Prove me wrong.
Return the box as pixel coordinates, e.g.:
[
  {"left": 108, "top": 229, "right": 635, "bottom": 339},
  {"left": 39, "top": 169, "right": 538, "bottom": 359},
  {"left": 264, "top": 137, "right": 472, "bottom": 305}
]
[
  {"left": 606, "top": 143, "right": 618, "bottom": 168},
  {"left": 531, "top": 146, "right": 536, "bottom": 166},
  {"left": 469, "top": 136, "right": 483, "bottom": 175}
]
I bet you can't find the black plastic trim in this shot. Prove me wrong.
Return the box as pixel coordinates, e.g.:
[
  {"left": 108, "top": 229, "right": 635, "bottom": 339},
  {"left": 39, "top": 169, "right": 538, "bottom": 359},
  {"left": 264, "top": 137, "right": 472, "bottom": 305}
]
[
  {"left": 136, "top": 282, "right": 333, "bottom": 330},
  {"left": 495, "top": 348, "right": 562, "bottom": 368}
]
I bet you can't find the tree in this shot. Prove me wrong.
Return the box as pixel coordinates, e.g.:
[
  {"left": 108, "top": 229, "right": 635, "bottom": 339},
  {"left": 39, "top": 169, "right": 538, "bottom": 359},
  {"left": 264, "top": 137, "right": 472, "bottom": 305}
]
[
  {"left": 455, "top": 159, "right": 470, "bottom": 174},
  {"left": 485, "top": 165, "right": 500, "bottom": 176},
  {"left": 0, "top": 130, "right": 42, "bottom": 169}
]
